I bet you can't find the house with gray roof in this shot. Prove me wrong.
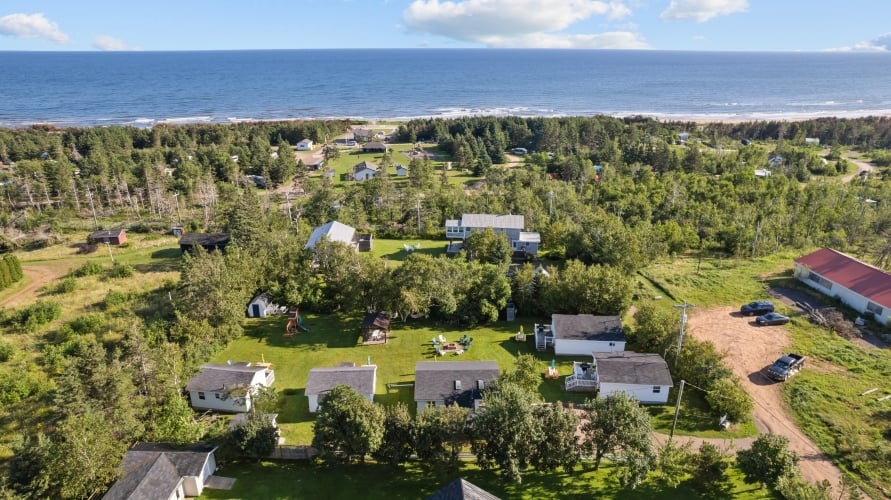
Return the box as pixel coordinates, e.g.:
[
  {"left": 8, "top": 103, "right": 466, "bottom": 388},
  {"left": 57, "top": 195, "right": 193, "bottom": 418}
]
[
  {"left": 426, "top": 478, "right": 501, "bottom": 500},
  {"left": 362, "top": 141, "right": 387, "bottom": 153},
  {"left": 414, "top": 361, "right": 500, "bottom": 413},
  {"left": 352, "top": 160, "right": 380, "bottom": 181},
  {"left": 102, "top": 443, "right": 218, "bottom": 500},
  {"left": 539, "top": 314, "right": 626, "bottom": 356},
  {"left": 186, "top": 362, "right": 275, "bottom": 413},
  {"left": 178, "top": 233, "right": 231, "bottom": 254},
  {"left": 444, "top": 214, "right": 539, "bottom": 256},
  {"left": 305, "top": 364, "right": 377, "bottom": 412},
  {"left": 304, "top": 220, "right": 373, "bottom": 252},
  {"left": 592, "top": 352, "right": 673, "bottom": 404}
]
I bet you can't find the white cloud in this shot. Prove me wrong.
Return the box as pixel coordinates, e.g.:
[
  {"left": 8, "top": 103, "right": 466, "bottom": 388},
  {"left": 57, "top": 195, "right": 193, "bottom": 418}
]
[
  {"left": 660, "top": 0, "right": 748, "bottom": 22},
  {"left": 825, "top": 33, "right": 891, "bottom": 52},
  {"left": 93, "top": 35, "right": 138, "bottom": 51},
  {"left": 0, "top": 12, "right": 69, "bottom": 43},
  {"left": 403, "top": 0, "right": 642, "bottom": 48}
]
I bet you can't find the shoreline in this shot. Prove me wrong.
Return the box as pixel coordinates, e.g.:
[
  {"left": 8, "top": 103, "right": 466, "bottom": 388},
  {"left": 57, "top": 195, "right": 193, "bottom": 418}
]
[{"left": 3, "top": 110, "right": 891, "bottom": 129}]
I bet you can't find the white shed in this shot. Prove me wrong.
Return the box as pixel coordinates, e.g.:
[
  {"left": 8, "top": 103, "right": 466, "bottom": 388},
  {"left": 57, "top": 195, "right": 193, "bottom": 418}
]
[{"left": 296, "top": 139, "right": 314, "bottom": 151}]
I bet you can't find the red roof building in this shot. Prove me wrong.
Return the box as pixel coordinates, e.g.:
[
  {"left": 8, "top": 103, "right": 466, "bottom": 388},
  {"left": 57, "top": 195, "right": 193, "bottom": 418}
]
[{"left": 794, "top": 247, "right": 891, "bottom": 324}]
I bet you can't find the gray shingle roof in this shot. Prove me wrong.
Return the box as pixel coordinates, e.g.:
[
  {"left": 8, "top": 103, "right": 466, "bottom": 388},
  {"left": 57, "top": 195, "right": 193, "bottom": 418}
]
[
  {"left": 426, "top": 478, "right": 501, "bottom": 500},
  {"left": 91, "top": 229, "right": 125, "bottom": 239},
  {"left": 185, "top": 363, "right": 268, "bottom": 392},
  {"left": 178, "top": 233, "right": 231, "bottom": 246},
  {"left": 414, "top": 361, "right": 500, "bottom": 408},
  {"left": 305, "top": 365, "right": 377, "bottom": 396},
  {"left": 594, "top": 352, "right": 674, "bottom": 387},
  {"left": 552, "top": 314, "right": 625, "bottom": 342},
  {"left": 305, "top": 220, "right": 357, "bottom": 249},
  {"left": 103, "top": 444, "right": 215, "bottom": 500},
  {"left": 460, "top": 214, "right": 524, "bottom": 230},
  {"left": 353, "top": 160, "right": 380, "bottom": 173}
]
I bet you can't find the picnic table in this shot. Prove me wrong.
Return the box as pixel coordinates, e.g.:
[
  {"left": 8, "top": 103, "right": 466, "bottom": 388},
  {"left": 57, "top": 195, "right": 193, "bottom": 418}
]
[{"left": 441, "top": 342, "right": 464, "bottom": 355}]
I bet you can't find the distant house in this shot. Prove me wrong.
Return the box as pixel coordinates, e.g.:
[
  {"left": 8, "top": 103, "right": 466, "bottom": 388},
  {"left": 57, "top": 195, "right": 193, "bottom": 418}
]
[
  {"left": 296, "top": 139, "right": 314, "bottom": 151},
  {"left": 805, "top": 137, "right": 820, "bottom": 145},
  {"left": 102, "top": 443, "right": 218, "bottom": 500},
  {"left": 362, "top": 141, "right": 387, "bottom": 153},
  {"left": 178, "top": 233, "right": 231, "bottom": 254},
  {"left": 678, "top": 132, "right": 690, "bottom": 144},
  {"left": 307, "top": 158, "right": 325, "bottom": 171},
  {"left": 246, "top": 293, "right": 281, "bottom": 318},
  {"left": 361, "top": 311, "right": 390, "bottom": 344},
  {"left": 414, "top": 361, "right": 500, "bottom": 413},
  {"left": 426, "top": 478, "right": 501, "bottom": 500},
  {"left": 794, "top": 247, "right": 891, "bottom": 325},
  {"left": 768, "top": 155, "right": 785, "bottom": 167},
  {"left": 395, "top": 164, "right": 408, "bottom": 177},
  {"left": 510, "top": 147, "right": 528, "bottom": 155},
  {"left": 304, "top": 220, "right": 367, "bottom": 251},
  {"left": 352, "top": 161, "right": 380, "bottom": 181},
  {"left": 444, "top": 214, "right": 540, "bottom": 256},
  {"left": 593, "top": 352, "right": 673, "bottom": 404},
  {"left": 89, "top": 229, "right": 127, "bottom": 245},
  {"left": 305, "top": 363, "right": 377, "bottom": 413},
  {"left": 754, "top": 169, "right": 772, "bottom": 178},
  {"left": 535, "top": 314, "right": 626, "bottom": 355},
  {"left": 353, "top": 128, "right": 374, "bottom": 142},
  {"left": 186, "top": 362, "right": 275, "bottom": 413}
]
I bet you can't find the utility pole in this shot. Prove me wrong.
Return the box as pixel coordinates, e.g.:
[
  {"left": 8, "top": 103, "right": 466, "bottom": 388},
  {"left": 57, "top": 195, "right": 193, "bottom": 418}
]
[
  {"left": 416, "top": 194, "right": 421, "bottom": 235},
  {"left": 548, "top": 190, "right": 554, "bottom": 218},
  {"left": 173, "top": 192, "right": 183, "bottom": 225},
  {"left": 669, "top": 379, "right": 685, "bottom": 440},
  {"left": 673, "top": 301, "right": 694, "bottom": 367}
]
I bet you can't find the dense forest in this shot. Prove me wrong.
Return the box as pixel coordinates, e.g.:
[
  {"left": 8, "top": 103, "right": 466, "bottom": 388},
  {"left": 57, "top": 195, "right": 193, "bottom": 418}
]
[{"left": 1, "top": 115, "right": 890, "bottom": 498}]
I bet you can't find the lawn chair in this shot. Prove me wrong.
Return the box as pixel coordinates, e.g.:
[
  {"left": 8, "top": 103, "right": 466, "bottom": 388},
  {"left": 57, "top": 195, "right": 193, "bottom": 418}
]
[
  {"left": 458, "top": 334, "right": 468, "bottom": 344},
  {"left": 432, "top": 338, "right": 440, "bottom": 346},
  {"left": 439, "top": 334, "right": 447, "bottom": 344},
  {"left": 434, "top": 347, "right": 444, "bottom": 357},
  {"left": 464, "top": 338, "right": 473, "bottom": 350}
]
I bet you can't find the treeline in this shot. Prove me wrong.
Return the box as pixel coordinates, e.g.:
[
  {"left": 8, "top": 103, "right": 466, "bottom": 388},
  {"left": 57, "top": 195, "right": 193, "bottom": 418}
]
[{"left": 0, "top": 254, "right": 23, "bottom": 290}]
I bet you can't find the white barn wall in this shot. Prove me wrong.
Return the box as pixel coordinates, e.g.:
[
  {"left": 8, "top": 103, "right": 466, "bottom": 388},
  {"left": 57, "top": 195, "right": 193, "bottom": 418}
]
[
  {"left": 554, "top": 339, "right": 626, "bottom": 356},
  {"left": 599, "top": 382, "right": 670, "bottom": 404},
  {"left": 795, "top": 263, "right": 891, "bottom": 325},
  {"left": 188, "top": 390, "right": 251, "bottom": 412}
]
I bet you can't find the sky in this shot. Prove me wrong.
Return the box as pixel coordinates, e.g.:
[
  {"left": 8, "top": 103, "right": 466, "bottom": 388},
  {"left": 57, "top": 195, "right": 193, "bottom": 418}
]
[{"left": 0, "top": 0, "right": 889, "bottom": 52}]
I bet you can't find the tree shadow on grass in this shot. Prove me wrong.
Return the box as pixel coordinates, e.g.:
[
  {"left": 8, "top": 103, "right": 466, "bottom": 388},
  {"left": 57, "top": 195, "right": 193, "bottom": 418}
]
[
  {"left": 244, "top": 314, "right": 362, "bottom": 349},
  {"left": 380, "top": 246, "right": 445, "bottom": 262},
  {"left": 277, "top": 388, "right": 314, "bottom": 424}
]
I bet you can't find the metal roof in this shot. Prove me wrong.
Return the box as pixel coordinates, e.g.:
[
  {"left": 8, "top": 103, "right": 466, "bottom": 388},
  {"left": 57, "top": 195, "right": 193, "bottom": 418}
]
[
  {"left": 305, "top": 220, "right": 357, "bottom": 249},
  {"left": 795, "top": 247, "right": 891, "bottom": 308},
  {"left": 459, "top": 214, "right": 525, "bottom": 230}
]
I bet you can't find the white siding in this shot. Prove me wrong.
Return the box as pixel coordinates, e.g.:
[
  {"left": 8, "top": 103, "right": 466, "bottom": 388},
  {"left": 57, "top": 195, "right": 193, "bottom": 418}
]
[
  {"left": 188, "top": 390, "right": 251, "bottom": 412},
  {"left": 600, "top": 383, "right": 670, "bottom": 404},
  {"left": 312, "top": 392, "right": 373, "bottom": 413},
  {"left": 354, "top": 169, "right": 377, "bottom": 181},
  {"left": 795, "top": 263, "right": 891, "bottom": 325},
  {"left": 554, "top": 339, "right": 626, "bottom": 356}
]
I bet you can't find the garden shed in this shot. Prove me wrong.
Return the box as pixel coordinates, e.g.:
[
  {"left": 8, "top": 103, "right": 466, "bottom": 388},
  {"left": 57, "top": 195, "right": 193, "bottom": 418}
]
[
  {"left": 360, "top": 311, "right": 390, "bottom": 344},
  {"left": 89, "top": 229, "right": 127, "bottom": 245}
]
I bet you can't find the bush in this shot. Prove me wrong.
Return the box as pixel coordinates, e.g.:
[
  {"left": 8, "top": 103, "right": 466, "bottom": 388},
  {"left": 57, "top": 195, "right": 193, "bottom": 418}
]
[
  {"left": 103, "top": 290, "right": 132, "bottom": 309},
  {"left": 0, "top": 341, "right": 15, "bottom": 362},
  {"left": 71, "top": 261, "right": 103, "bottom": 277},
  {"left": 57, "top": 315, "right": 105, "bottom": 340},
  {"left": 5, "top": 301, "right": 62, "bottom": 333},
  {"left": 49, "top": 277, "right": 77, "bottom": 295},
  {"left": 109, "top": 263, "right": 135, "bottom": 279},
  {"left": 0, "top": 372, "right": 38, "bottom": 405}
]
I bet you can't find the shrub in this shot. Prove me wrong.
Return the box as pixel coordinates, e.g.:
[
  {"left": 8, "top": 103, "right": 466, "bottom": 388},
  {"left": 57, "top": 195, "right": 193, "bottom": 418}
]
[
  {"left": 6, "top": 301, "right": 62, "bottom": 333},
  {"left": 0, "top": 341, "right": 15, "bottom": 362},
  {"left": 71, "top": 261, "right": 103, "bottom": 277},
  {"left": 50, "top": 277, "right": 77, "bottom": 294},
  {"left": 57, "top": 315, "right": 105, "bottom": 341},
  {"left": 0, "top": 372, "right": 38, "bottom": 405},
  {"left": 109, "top": 263, "right": 134, "bottom": 278},
  {"left": 103, "top": 290, "right": 132, "bottom": 309}
]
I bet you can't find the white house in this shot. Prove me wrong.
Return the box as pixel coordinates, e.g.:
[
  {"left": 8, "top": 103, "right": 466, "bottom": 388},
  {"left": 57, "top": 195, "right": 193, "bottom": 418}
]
[
  {"left": 395, "top": 164, "right": 408, "bottom": 177},
  {"left": 353, "top": 128, "right": 374, "bottom": 142},
  {"left": 186, "top": 362, "right": 275, "bottom": 413},
  {"left": 305, "top": 364, "right": 377, "bottom": 412},
  {"left": 444, "top": 213, "right": 540, "bottom": 256},
  {"left": 304, "top": 220, "right": 362, "bottom": 251},
  {"left": 592, "top": 352, "right": 673, "bottom": 404},
  {"left": 794, "top": 247, "right": 891, "bottom": 325},
  {"left": 246, "top": 292, "right": 280, "bottom": 318},
  {"left": 352, "top": 161, "right": 380, "bottom": 181},
  {"left": 296, "top": 139, "right": 314, "bottom": 151},
  {"left": 414, "top": 361, "right": 500, "bottom": 413},
  {"left": 536, "top": 314, "right": 626, "bottom": 355},
  {"left": 102, "top": 443, "right": 217, "bottom": 500},
  {"left": 805, "top": 137, "right": 821, "bottom": 145}
]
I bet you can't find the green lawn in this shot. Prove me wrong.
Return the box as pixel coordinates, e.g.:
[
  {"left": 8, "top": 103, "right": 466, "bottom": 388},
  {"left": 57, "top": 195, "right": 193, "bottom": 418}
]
[
  {"left": 371, "top": 238, "right": 448, "bottom": 263},
  {"left": 200, "top": 459, "right": 775, "bottom": 500}
]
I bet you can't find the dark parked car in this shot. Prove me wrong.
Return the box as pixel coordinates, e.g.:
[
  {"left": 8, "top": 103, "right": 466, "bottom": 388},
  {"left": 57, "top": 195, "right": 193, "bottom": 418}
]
[
  {"left": 756, "top": 312, "right": 790, "bottom": 326},
  {"left": 740, "top": 300, "right": 775, "bottom": 316}
]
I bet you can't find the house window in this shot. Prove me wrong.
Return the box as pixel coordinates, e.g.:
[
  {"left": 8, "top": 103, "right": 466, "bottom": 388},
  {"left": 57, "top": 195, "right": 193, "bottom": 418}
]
[
  {"left": 652, "top": 386, "right": 662, "bottom": 394},
  {"left": 426, "top": 401, "right": 437, "bottom": 408},
  {"left": 807, "top": 271, "right": 832, "bottom": 289},
  {"left": 867, "top": 302, "right": 884, "bottom": 315},
  {"left": 215, "top": 393, "right": 222, "bottom": 399},
  {"left": 197, "top": 392, "right": 205, "bottom": 400}
]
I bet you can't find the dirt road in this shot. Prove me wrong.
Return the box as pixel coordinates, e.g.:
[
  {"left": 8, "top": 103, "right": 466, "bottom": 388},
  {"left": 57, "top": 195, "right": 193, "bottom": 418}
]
[
  {"left": 841, "top": 151, "right": 877, "bottom": 183},
  {"left": 0, "top": 264, "right": 62, "bottom": 309},
  {"left": 686, "top": 306, "right": 843, "bottom": 487}
]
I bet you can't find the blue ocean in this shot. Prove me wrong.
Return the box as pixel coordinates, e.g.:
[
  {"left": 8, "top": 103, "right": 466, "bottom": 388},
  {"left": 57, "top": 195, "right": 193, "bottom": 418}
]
[{"left": 2, "top": 49, "right": 891, "bottom": 127}]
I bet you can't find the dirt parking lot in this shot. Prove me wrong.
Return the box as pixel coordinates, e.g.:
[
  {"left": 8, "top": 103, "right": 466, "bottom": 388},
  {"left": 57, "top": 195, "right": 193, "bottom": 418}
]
[{"left": 686, "top": 305, "right": 842, "bottom": 487}]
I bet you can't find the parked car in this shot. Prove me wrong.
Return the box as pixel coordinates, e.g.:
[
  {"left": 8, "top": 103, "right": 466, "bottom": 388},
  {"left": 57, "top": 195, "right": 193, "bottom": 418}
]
[
  {"left": 766, "top": 353, "right": 805, "bottom": 381},
  {"left": 740, "top": 300, "right": 775, "bottom": 316},
  {"left": 756, "top": 312, "right": 790, "bottom": 326}
]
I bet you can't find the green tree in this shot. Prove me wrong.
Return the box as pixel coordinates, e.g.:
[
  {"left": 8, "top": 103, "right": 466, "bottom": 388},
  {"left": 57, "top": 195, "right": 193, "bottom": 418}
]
[
  {"left": 469, "top": 381, "right": 537, "bottom": 482},
  {"left": 737, "top": 433, "right": 800, "bottom": 489},
  {"left": 456, "top": 262, "right": 511, "bottom": 326},
  {"left": 653, "top": 440, "right": 693, "bottom": 488},
  {"left": 48, "top": 409, "right": 129, "bottom": 499},
  {"left": 529, "top": 402, "right": 580, "bottom": 474},
  {"left": 6, "top": 433, "right": 52, "bottom": 498},
  {"left": 152, "top": 391, "right": 205, "bottom": 445},
  {"left": 464, "top": 228, "right": 512, "bottom": 266},
  {"left": 499, "top": 353, "right": 542, "bottom": 394},
  {"left": 581, "top": 392, "right": 655, "bottom": 477},
  {"left": 630, "top": 303, "right": 678, "bottom": 354},
  {"left": 371, "top": 403, "right": 414, "bottom": 467},
  {"left": 413, "top": 404, "right": 468, "bottom": 471},
  {"left": 776, "top": 473, "right": 834, "bottom": 500},
  {"left": 692, "top": 442, "right": 733, "bottom": 497},
  {"left": 705, "top": 377, "right": 754, "bottom": 423},
  {"left": 230, "top": 410, "right": 278, "bottom": 459},
  {"left": 312, "top": 385, "right": 384, "bottom": 463}
]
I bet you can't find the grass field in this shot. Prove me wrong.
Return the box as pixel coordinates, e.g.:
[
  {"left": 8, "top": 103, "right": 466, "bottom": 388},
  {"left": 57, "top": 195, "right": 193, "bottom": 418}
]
[{"left": 200, "top": 459, "right": 775, "bottom": 500}]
